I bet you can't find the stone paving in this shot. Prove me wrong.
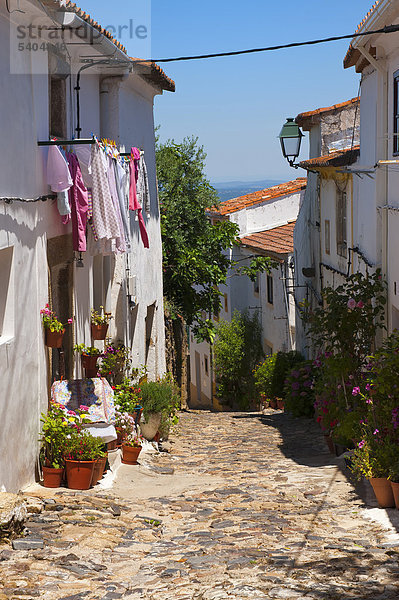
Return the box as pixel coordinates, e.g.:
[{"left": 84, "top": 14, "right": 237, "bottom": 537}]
[{"left": 1, "top": 410, "right": 399, "bottom": 600}]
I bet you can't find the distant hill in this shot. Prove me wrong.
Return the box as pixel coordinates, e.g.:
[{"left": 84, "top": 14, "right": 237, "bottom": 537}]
[{"left": 212, "top": 179, "right": 284, "bottom": 203}]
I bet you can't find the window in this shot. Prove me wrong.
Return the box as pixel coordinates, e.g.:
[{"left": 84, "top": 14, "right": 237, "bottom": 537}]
[
  {"left": 325, "top": 220, "right": 330, "bottom": 255},
  {"left": 336, "top": 190, "right": 347, "bottom": 257},
  {"left": 49, "top": 75, "right": 67, "bottom": 138},
  {"left": 267, "top": 275, "right": 273, "bottom": 305},
  {"left": 254, "top": 272, "right": 260, "bottom": 295},
  {"left": 0, "top": 247, "right": 14, "bottom": 339},
  {"left": 394, "top": 70, "right": 399, "bottom": 154}
]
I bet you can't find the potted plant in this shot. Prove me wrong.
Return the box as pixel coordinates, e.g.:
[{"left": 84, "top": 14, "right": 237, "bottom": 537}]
[
  {"left": 389, "top": 459, "right": 399, "bottom": 509},
  {"left": 91, "top": 306, "right": 112, "bottom": 340},
  {"left": 40, "top": 304, "right": 73, "bottom": 348},
  {"left": 114, "top": 378, "right": 143, "bottom": 424},
  {"left": 139, "top": 375, "right": 180, "bottom": 441},
  {"left": 74, "top": 344, "right": 102, "bottom": 378},
  {"left": 99, "top": 342, "right": 131, "bottom": 386},
  {"left": 121, "top": 433, "right": 144, "bottom": 465},
  {"left": 350, "top": 439, "right": 395, "bottom": 508},
  {"left": 114, "top": 410, "right": 136, "bottom": 447},
  {"left": 39, "top": 404, "right": 70, "bottom": 487},
  {"left": 63, "top": 429, "right": 106, "bottom": 490}
]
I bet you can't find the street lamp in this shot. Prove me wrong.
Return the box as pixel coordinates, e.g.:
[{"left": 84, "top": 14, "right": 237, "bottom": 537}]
[{"left": 278, "top": 118, "right": 304, "bottom": 168}]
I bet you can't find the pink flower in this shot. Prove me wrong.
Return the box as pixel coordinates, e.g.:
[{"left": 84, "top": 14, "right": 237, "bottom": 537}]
[
  {"left": 347, "top": 298, "right": 356, "bottom": 309},
  {"left": 373, "top": 429, "right": 379, "bottom": 435},
  {"left": 352, "top": 387, "right": 360, "bottom": 396},
  {"left": 68, "top": 318, "right": 73, "bottom": 324},
  {"left": 358, "top": 440, "right": 366, "bottom": 449},
  {"left": 356, "top": 300, "right": 364, "bottom": 308}
]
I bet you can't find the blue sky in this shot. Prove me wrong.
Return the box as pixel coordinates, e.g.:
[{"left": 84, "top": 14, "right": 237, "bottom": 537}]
[{"left": 79, "top": 1, "right": 372, "bottom": 182}]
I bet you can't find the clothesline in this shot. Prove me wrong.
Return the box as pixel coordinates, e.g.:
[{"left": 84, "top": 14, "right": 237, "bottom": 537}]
[
  {"left": 46, "top": 137, "right": 150, "bottom": 254},
  {"left": 37, "top": 139, "right": 145, "bottom": 158}
]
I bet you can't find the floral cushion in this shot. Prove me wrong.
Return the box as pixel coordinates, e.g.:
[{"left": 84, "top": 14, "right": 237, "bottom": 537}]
[{"left": 50, "top": 377, "right": 115, "bottom": 424}]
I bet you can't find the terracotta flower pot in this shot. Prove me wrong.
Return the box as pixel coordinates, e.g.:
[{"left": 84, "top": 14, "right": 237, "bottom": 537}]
[
  {"left": 391, "top": 481, "right": 399, "bottom": 509},
  {"left": 121, "top": 444, "right": 142, "bottom": 465},
  {"left": 65, "top": 459, "right": 95, "bottom": 490},
  {"left": 42, "top": 466, "right": 64, "bottom": 488},
  {"left": 91, "top": 323, "right": 108, "bottom": 340},
  {"left": 81, "top": 354, "right": 99, "bottom": 378},
  {"left": 45, "top": 329, "right": 65, "bottom": 348},
  {"left": 269, "top": 398, "right": 277, "bottom": 409},
  {"left": 277, "top": 399, "right": 285, "bottom": 410},
  {"left": 91, "top": 457, "right": 107, "bottom": 485},
  {"left": 370, "top": 477, "right": 395, "bottom": 508}
]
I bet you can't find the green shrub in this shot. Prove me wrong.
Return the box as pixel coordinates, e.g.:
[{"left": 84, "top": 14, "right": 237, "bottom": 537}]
[
  {"left": 284, "top": 361, "right": 315, "bottom": 418},
  {"left": 254, "top": 351, "right": 303, "bottom": 400},
  {"left": 140, "top": 375, "right": 181, "bottom": 439},
  {"left": 214, "top": 310, "right": 264, "bottom": 409}
]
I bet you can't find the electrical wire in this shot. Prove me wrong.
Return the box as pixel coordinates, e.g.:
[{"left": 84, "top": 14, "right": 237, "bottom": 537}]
[{"left": 144, "top": 24, "right": 399, "bottom": 64}]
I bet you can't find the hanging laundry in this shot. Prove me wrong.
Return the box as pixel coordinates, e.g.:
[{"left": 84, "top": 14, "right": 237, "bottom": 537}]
[
  {"left": 136, "top": 154, "right": 150, "bottom": 214},
  {"left": 114, "top": 160, "right": 131, "bottom": 251},
  {"left": 90, "top": 142, "right": 122, "bottom": 254},
  {"left": 106, "top": 154, "right": 126, "bottom": 253},
  {"left": 129, "top": 147, "right": 149, "bottom": 248},
  {"left": 66, "top": 152, "right": 89, "bottom": 253},
  {"left": 46, "top": 145, "right": 72, "bottom": 224}
]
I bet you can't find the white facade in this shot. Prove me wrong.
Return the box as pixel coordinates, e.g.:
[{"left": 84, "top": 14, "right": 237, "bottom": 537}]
[
  {"left": 294, "top": 99, "right": 360, "bottom": 357},
  {"left": 344, "top": 0, "right": 399, "bottom": 333},
  {"left": 189, "top": 183, "right": 304, "bottom": 409},
  {"left": 0, "top": 1, "right": 173, "bottom": 491}
]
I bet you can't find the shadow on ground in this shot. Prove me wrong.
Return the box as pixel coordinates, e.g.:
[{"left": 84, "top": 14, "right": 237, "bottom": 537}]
[{"left": 232, "top": 410, "right": 399, "bottom": 538}]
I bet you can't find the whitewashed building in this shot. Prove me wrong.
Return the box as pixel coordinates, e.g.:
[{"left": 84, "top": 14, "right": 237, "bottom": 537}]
[
  {"left": 292, "top": 99, "right": 361, "bottom": 357},
  {"left": 0, "top": 0, "right": 174, "bottom": 491},
  {"left": 189, "top": 178, "right": 306, "bottom": 409},
  {"left": 343, "top": 0, "right": 399, "bottom": 333}
]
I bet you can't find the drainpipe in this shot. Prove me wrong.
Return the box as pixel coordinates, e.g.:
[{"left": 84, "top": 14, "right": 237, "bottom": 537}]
[{"left": 357, "top": 46, "right": 388, "bottom": 335}]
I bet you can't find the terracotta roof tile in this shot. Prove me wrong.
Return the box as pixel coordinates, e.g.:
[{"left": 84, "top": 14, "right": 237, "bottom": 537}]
[
  {"left": 240, "top": 222, "right": 296, "bottom": 257},
  {"left": 298, "top": 146, "right": 360, "bottom": 169},
  {"left": 296, "top": 98, "right": 359, "bottom": 128},
  {"left": 210, "top": 178, "right": 307, "bottom": 217},
  {"left": 59, "top": 1, "right": 175, "bottom": 91}
]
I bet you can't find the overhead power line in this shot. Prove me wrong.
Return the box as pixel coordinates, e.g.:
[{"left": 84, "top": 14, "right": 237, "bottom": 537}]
[{"left": 145, "top": 24, "right": 399, "bottom": 64}]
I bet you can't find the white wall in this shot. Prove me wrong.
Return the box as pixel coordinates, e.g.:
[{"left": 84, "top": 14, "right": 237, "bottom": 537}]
[
  {"left": 228, "top": 191, "right": 302, "bottom": 238},
  {"left": 0, "top": 3, "right": 168, "bottom": 491}
]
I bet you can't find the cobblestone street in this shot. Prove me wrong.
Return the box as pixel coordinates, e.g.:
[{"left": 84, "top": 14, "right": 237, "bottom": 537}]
[{"left": 2, "top": 410, "right": 399, "bottom": 600}]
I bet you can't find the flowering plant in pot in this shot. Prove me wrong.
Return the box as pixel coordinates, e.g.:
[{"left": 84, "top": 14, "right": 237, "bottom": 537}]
[
  {"left": 63, "top": 428, "right": 106, "bottom": 490},
  {"left": 114, "top": 410, "right": 136, "bottom": 446},
  {"left": 114, "top": 378, "right": 143, "bottom": 423},
  {"left": 40, "top": 304, "right": 73, "bottom": 347},
  {"left": 39, "top": 404, "right": 69, "bottom": 487},
  {"left": 74, "top": 344, "right": 102, "bottom": 377},
  {"left": 121, "top": 433, "right": 144, "bottom": 464},
  {"left": 90, "top": 306, "right": 112, "bottom": 340},
  {"left": 99, "top": 342, "right": 131, "bottom": 386}
]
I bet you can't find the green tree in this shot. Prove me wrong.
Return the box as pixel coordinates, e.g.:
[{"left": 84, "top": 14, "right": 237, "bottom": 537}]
[
  {"left": 156, "top": 136, "right": 239, "bottom": 341},
  {"left": 214, "top": 310, "right": 264, "bottom": 408}
]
